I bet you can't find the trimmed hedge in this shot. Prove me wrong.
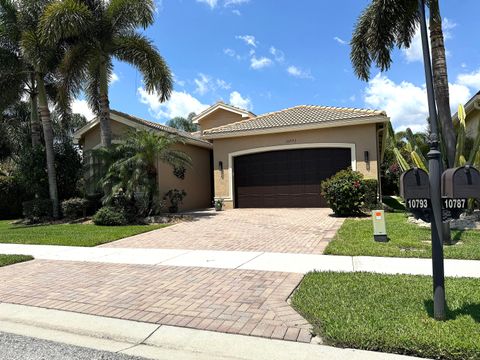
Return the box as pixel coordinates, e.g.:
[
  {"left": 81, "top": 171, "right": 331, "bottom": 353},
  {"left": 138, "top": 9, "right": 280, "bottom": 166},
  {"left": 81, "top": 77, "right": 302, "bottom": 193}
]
[
  {"left": 0, "top": 176, "right": 26, "bottom": 219},
  {"left": 22, "top": 199, "right": 53, "bottom": 222},
  {"left": 92, "top": 206, "right": 127, "bottom": 226},
  {"left": 61, "top": 198, "right": 89, "bottom": 220}
]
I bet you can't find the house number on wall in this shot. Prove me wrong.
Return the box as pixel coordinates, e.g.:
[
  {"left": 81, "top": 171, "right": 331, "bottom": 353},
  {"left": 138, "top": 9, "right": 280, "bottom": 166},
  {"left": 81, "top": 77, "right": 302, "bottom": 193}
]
[{"left": 286, "top": 138, "right": 297, "bottom": 144}]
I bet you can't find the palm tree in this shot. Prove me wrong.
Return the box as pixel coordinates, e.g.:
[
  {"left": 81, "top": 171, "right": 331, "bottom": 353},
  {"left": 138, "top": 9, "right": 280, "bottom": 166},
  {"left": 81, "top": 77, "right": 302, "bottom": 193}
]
[
  {"left": 1, "top": 0, "right": 63, "bottom": 217},
  {"left": 40, "top": 0, "right": 173, "bottom": 147},
  {"left": 0, "top": 0, "right": 42, "bottom": 147},
  {"left": 166, "top": 113, "right": 198, "bottom": 133},
  {"left": 93, "top": 130, "right": 192, "bottom": 216},
  {"left": 350, "top": 0, "right": 456, "bottom": 168}
]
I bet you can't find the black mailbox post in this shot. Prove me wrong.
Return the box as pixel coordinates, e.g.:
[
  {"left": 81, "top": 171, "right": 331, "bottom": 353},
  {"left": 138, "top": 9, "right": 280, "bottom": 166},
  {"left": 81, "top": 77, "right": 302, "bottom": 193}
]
[
  {"left": 400, "top": 168, "right": 431, "bottom": 222},
  {"left": 442, "top": 165, "right": 480, "bottom": 199}
]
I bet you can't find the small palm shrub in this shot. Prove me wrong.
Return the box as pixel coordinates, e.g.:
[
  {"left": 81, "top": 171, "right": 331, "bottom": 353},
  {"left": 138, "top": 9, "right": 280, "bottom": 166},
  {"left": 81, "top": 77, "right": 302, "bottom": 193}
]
[
  {"left": 163, "top": 189, "right": 186, "bottom": 213},
  {"left": 321, "top": 169, "right": 367, "bottom": 216},
  {"left": 92, "top": 206, "right": 127, "bottom": 226},
  {"left": 22, "top": 199, "right": 53, "bottom": 222},
  {"left": 61, "top": 198, "right": 89, "bottom": 220}
]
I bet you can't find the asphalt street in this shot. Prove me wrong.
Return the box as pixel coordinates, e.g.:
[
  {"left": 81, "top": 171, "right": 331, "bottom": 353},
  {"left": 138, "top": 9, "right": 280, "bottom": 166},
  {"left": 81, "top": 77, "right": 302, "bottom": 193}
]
[{"left": 0, "top": 332, "right": 147, "bottom": 360}]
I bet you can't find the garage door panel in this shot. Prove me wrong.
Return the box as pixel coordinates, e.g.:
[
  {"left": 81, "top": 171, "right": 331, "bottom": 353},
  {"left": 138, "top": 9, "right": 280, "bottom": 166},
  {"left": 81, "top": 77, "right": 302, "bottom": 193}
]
[{"left": 234, "top": 148, "right": 351, "bottom": 208}]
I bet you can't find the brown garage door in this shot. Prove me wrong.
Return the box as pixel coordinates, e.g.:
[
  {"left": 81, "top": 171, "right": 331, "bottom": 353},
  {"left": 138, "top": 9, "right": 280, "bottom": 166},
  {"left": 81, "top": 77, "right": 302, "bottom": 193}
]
[{"left": 233, "top": 148, "right": 351, "bottom": 208}]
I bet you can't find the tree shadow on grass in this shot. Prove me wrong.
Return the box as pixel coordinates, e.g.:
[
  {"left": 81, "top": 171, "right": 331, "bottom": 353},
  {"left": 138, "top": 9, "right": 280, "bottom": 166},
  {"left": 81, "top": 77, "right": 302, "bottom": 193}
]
[{"left": 424, "top": 299, "right": 480, "bottom": 322}]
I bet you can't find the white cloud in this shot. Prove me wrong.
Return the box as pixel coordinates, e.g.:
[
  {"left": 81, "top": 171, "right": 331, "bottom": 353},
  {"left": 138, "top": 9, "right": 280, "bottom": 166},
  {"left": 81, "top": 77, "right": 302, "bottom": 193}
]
[
  {"left": 457, "top": 69, "right": 480, "bottom": 90},
  {"left": 232, "top": 9, "right": 241, "bottom": 16},
  {"left": 216, "top": 79, "right": 231, "bottom": 90},
  {"left": 363, "top": 73, "right": 471, "bottom": 131},
  {"left": 71, "top": 99, "right": 95, "bottom": 121},
  {"left": 250, "top": 56, "right": 272, "bottom": 70},
  {"left": 402, "top": 28, "right": 423, "bottom": 63},
  {"left": 442, "top": 18, "right": 456, "bottom": 40},
  {"left": 334, "top": 36, "right": 347, "bottom": 45},
  {"left": 138, "top": 88, "right": 209, "bottom": 120},
  {"left": 403, "top": 18, "right": 455, "bottom": 63},
  {"left": 224, "top": 0, "right": 249, "bottom": 6},
  {"left": 110, "top": 72, "right": 119, "bottom": 85},
  {"left": 349, "top": 95, "right": 356, "bottom": 102},
  {"left": 269, "top": 46, "right": 285, "bottom": 62},
  {"left": 194, "top": 73, "right": 211, "bottom": 95},
  {"left": 287, "top": 65, "right": 313, "bottom": 79},
  {"left": 236, "top": 35, "right": 257, "bottom": 47},
  {"left": 224, "top": 48, "right": 236, "bottom": 57},
  {"left": 196, "top": 0, "right": 218, "bottom": 8},
  {"left": 229, "top": 91, "right": 252, "bottom": 110},
  {"left": 193, "top": 73, "right": 231, "bottom": 95}
]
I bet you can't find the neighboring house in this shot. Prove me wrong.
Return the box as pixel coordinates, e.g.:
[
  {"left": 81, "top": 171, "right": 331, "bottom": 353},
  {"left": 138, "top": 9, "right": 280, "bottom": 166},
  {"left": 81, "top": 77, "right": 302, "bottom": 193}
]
[
  {"left": 74, "top": 103, "right": 389, "bottom": 211},
  {"left": 452, "top": 91, "right": 480, "bottom": 139}
]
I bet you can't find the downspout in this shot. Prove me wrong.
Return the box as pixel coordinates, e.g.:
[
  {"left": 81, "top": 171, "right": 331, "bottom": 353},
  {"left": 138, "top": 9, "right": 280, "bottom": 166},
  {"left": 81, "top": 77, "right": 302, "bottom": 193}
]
[{"left": 376, "top": 125, "right": 386, "bottom": 202}]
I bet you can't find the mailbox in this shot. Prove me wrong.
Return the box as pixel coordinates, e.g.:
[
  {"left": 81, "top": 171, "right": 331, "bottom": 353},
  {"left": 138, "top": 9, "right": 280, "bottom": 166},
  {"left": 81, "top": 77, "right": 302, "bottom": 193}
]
[
  {"left": 400, "top": 168, "right": 431, "bottom": 223},
  {"left": 442, "top": 165, "right": 480, "bottom": 200},
  {"left": 400, "top": 168, "right": 430, "bottom": 199}
]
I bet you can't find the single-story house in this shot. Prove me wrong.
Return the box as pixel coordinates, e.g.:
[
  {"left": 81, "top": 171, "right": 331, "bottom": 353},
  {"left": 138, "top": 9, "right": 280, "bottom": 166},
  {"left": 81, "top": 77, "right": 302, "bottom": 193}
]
[
  {"left": 452, "top": 91, "right": 480, "bottom": 139},
  {"left": 74, "top": 103, "right": 389, "bottom": 211}
]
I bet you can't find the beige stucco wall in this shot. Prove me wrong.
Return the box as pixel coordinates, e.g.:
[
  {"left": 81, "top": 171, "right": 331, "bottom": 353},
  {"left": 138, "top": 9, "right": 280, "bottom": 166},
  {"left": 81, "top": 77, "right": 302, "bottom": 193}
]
[
  {"left": 82, "top": 121, "right": 132, "bottom": 151},
  {"left": 80, "top": 119, "right": 212, "bottom": 211},
  {"left": 211, "top": 123, "right": 380, "bottom": 209},
  {"left": 157, "top": 143, "right": 212, "bottom": 211},
  {"left": 198, "top": 109, "right": 246, "bottom": 132},
  {"left": 466, "top": 110, "right": 480, "bottom": 139}
]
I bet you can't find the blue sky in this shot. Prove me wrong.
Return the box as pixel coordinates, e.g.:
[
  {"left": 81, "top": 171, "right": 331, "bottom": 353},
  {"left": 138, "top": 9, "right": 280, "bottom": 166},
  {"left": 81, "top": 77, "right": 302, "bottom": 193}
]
[{"left": 72, "top": 0, "right": 480, "bottom": 132}]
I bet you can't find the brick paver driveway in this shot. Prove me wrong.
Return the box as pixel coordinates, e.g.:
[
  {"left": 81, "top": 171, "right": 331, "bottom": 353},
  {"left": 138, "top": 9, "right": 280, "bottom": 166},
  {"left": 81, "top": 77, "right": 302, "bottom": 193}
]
[
  {"left": 0, "top": 209, "right": 344, "bottom": 343},
  {"left": 103, "top": 208, "right": 343, "bottom": 254}
]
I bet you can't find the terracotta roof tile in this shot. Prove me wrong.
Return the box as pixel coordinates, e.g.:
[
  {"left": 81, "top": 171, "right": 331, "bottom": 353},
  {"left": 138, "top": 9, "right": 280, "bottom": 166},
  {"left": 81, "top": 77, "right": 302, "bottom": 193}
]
[
  {"left": 203, "top": 105, "right": 387, "bottom": 136},
  {"left": 110, "top": 110, "right": 210, "bottom": 145}
]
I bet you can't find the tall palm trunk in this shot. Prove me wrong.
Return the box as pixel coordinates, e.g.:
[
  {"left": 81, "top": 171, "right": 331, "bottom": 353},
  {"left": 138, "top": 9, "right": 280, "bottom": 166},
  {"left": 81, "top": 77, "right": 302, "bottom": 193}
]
[
  {"left": 36, "top": 72, "right": 59, "bottom": 218},
  {"left": 30, "top": 77, "right": 42, "bottom": 147},
  {"left": 429, "top": 1, "right": 455, "bottom": 244},
  {"left": 99, "top": 62, "right": 112, "bottom": 147},
  {"left": 429, "top": 0, "right": 456, "bottom": 168}
]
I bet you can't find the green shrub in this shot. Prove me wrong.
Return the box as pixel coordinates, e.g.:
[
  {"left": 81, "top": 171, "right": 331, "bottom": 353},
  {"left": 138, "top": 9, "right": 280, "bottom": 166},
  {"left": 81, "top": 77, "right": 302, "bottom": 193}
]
[
  {"left": 61, "top": 198, "right": 89, "bottom": 220},
  {"left": 92, "top": 206, "right": 127, "bottom": 226},
  {"left": 0, "top": 176, "right": 26, "bottom": 219},
  {"left": 321, "top": 169, "right": 366, "bottom": 216},
  {"left": 363, "top": 179, "right": 379, "bottom": 210},
  {"left": 22, "top": 199, "right": 53, "bottom": 222},
  {"left": 163, "top": 189, "right": 186, "bottom": 213}
]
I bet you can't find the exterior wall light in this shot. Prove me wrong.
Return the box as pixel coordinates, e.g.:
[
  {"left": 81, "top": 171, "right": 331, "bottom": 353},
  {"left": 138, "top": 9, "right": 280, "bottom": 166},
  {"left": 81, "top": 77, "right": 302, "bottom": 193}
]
[
  {"left": 219, "top": 161, "right": 223, "bottom": 171},
  {"left": 364, "top": 151, "right": 369, "bottom": 163}
]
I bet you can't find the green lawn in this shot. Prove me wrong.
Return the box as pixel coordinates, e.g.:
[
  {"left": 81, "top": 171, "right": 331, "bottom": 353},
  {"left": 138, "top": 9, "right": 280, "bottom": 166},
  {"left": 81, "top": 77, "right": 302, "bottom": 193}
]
[
  {"left": 325, "top": 212, "right": 480, "bottom": 260},
  {"left": 0, "top": 254, "right": 33, "bottom": 267},
  {"left": 0, "top": 220, "right": 166, "bottom": 247},
  {"left": 291, "top": 272, "right": 480, "bottom": 360}
]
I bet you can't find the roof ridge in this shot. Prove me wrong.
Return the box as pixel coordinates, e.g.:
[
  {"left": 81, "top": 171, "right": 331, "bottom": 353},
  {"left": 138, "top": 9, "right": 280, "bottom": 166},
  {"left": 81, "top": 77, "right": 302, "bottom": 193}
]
[
  {"left": 110, "top": 110, "right": 210, "bottom": 144},
  {"left": 202, "top": 104, "right": 388, "bottom": 136}
]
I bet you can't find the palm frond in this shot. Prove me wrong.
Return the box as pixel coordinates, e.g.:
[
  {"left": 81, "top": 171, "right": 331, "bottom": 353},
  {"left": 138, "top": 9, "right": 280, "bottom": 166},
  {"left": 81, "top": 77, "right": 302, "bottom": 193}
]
[
  {"left": 40, "top": 0, "right": 93, "bottom": 45},
  {"left": 112, "top": 32, "right": 172, "bottom": 101},
  {"left": 106, "top": 0, "right": 154, "bottom": 33}
]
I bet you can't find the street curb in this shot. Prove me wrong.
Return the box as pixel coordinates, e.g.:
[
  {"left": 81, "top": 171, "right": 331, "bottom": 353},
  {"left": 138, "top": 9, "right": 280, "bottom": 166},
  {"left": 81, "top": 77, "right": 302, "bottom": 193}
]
[{"left": 0, "top": 303, "right": 425, "bottom": 360}]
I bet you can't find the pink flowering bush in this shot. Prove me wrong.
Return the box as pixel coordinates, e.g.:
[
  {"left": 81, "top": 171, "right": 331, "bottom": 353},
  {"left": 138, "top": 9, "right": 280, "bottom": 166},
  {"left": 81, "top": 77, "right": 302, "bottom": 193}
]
[{"left": 321, "top": 169, "right": 367, "bottom": 216}]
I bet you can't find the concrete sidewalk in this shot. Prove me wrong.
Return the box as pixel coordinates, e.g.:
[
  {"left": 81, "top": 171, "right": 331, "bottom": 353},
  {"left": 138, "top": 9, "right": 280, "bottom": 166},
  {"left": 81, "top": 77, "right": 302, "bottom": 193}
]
[
  {"left": 0, "top": 303, "right": 423, "bottom": 360},
  {"left": 0, "top": 243, "right": 479, "bottom": 277}
]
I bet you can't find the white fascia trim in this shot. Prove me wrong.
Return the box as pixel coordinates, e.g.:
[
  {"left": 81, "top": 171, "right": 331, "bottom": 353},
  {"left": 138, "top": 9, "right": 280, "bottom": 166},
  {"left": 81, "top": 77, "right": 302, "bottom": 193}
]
[
  {"left": 73, "top": 117, "right": 100, "bottom": 141},
  {"left": 221, "top": 143, "right": 356, "bottom": 202},
  {"left": 193, "top": 104, "right": 251, "bottom": 124},
  {"left": 74, "top": 113, "right": 212, "bottom": 149},
  {"left": 203, "top": 116, "right": 388, "bottom": 139}
]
